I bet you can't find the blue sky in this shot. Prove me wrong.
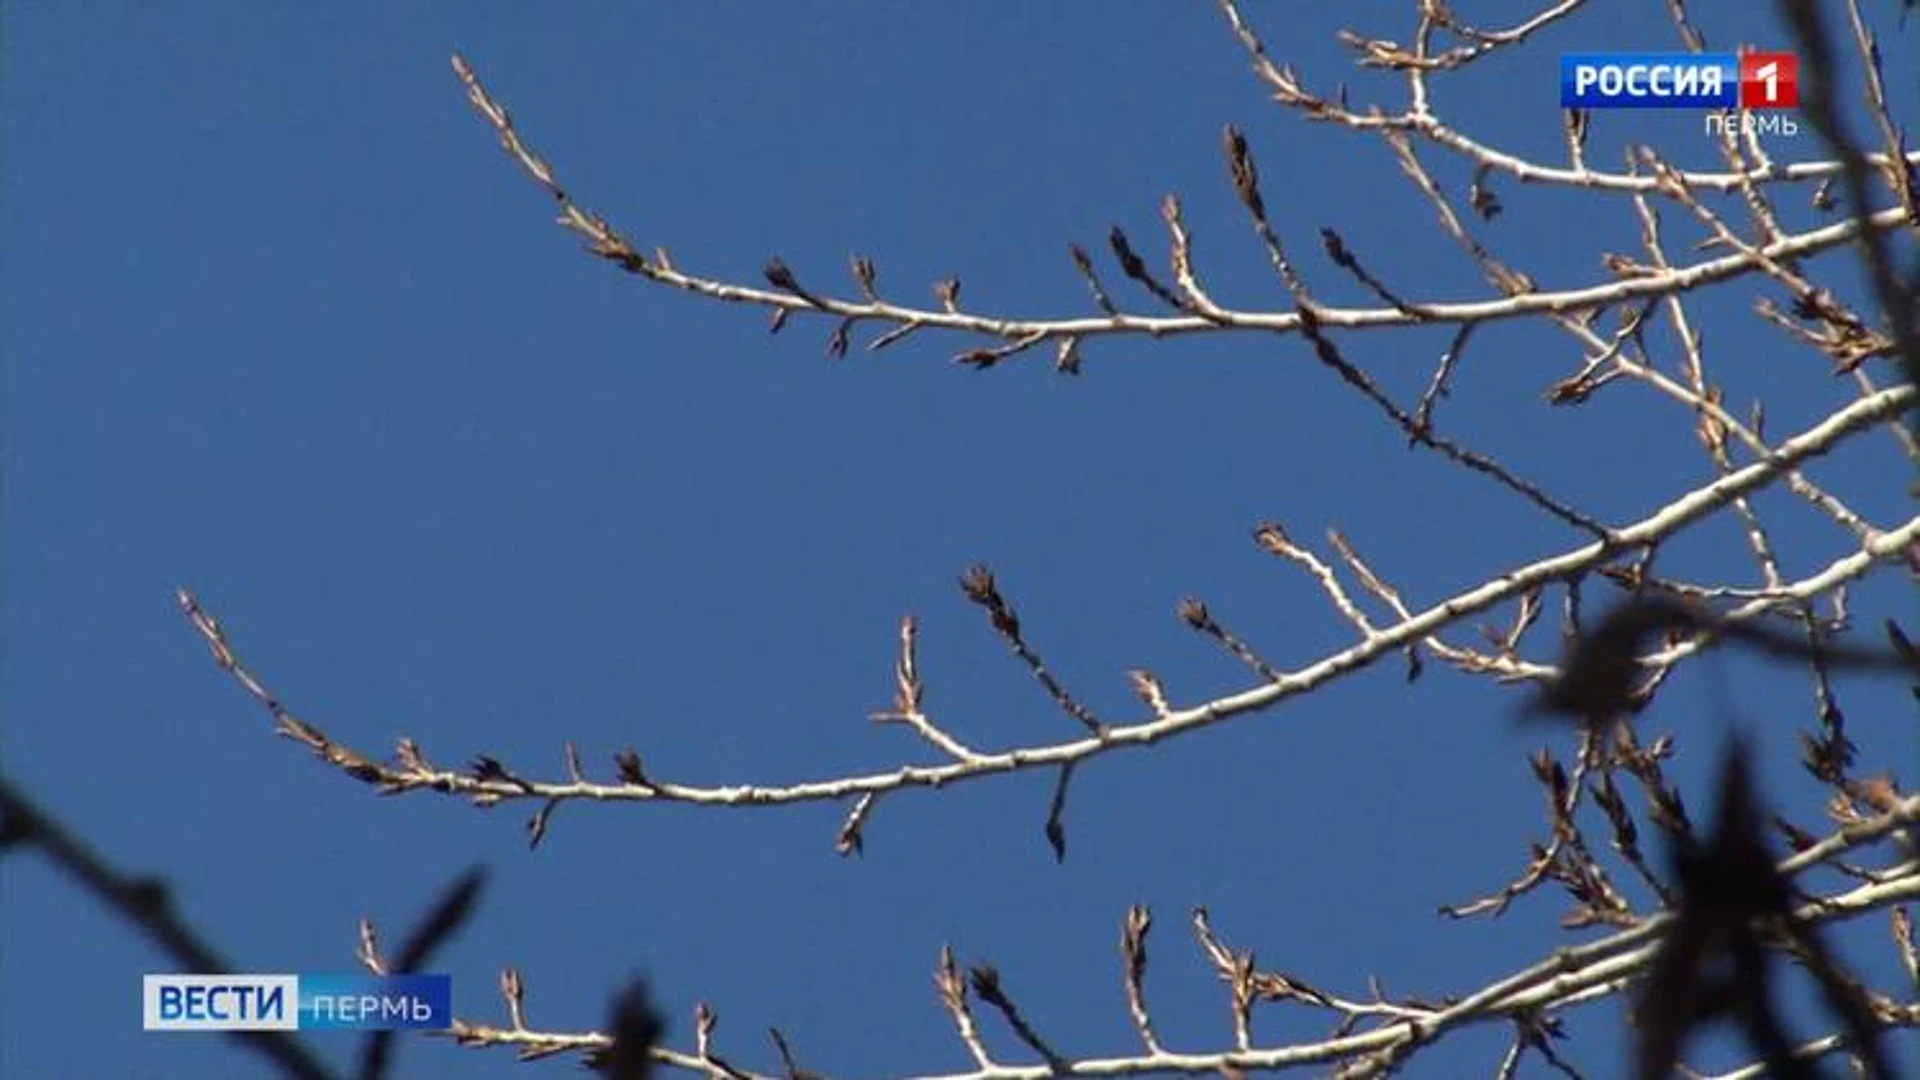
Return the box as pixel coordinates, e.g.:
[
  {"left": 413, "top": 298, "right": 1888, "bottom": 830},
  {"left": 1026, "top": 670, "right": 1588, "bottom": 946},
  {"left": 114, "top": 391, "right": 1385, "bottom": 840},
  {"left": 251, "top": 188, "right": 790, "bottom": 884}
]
[{"left": 4, "top": 4, "right": 1916, "bottom": 1079}]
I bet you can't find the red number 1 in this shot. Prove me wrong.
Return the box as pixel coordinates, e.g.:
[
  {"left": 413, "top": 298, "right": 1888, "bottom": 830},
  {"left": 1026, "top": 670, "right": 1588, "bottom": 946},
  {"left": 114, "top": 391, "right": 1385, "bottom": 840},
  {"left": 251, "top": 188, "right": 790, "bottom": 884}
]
[{"left": 1740, "top": 52, "right": 1799, "bottom": 109}]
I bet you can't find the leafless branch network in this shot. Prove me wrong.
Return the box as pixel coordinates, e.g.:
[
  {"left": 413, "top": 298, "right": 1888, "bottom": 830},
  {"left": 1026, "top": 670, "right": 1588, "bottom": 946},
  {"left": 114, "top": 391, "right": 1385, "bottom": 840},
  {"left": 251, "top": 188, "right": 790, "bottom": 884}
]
[{"left": 158, "top": 1, "right": 1920, "bottom": 1075}]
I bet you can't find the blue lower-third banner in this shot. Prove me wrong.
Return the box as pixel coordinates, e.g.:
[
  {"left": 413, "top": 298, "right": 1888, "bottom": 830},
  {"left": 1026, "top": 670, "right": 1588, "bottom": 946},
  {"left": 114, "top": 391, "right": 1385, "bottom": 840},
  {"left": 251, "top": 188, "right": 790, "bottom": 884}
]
[{"left": 143, "top": 974, "right": 452, "bottom": 1031}]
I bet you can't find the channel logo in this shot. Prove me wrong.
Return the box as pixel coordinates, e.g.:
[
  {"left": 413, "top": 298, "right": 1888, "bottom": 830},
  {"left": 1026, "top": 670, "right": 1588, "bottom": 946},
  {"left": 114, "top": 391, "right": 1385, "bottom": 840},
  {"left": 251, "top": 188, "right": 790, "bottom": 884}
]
[
  {"left": 143, "top": 974, "right": 452, "bottom": 1032},
  {"left": 1561, "top": 52, "right": 1799, "bottom": 109}
]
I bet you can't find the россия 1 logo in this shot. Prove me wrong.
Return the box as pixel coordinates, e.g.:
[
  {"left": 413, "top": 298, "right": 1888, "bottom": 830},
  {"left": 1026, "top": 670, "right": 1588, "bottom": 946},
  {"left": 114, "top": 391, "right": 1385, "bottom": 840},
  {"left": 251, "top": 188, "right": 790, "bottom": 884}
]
[{"left": 1560, "top": 51, "right": 1799, "bottom": 109}]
